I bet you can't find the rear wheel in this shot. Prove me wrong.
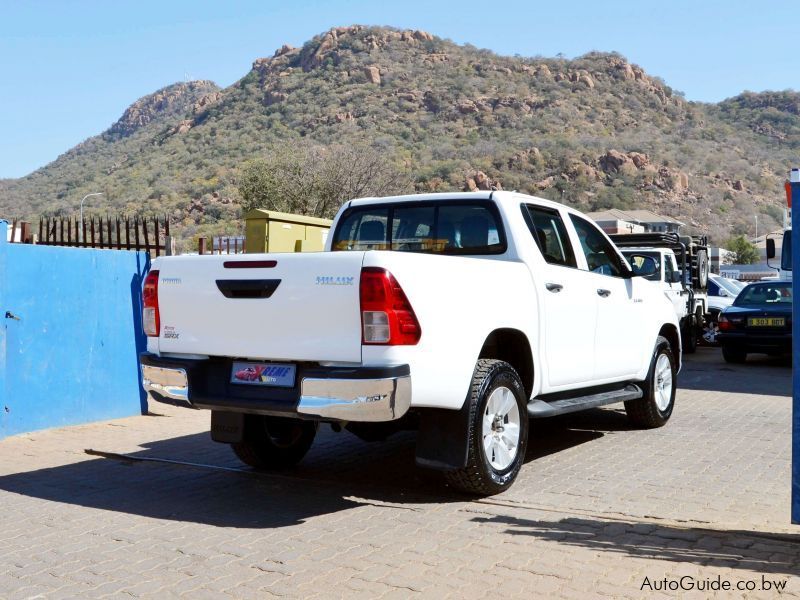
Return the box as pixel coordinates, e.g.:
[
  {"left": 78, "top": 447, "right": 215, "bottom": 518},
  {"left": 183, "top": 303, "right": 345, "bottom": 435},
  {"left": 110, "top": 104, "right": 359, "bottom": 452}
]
[
  {"left": 722, "top": 346, "right": 747, "bottom": 364},
  {"left": 625, "top": 336, "right": 675, "bottom": 428},
  {"left": 444, "top": 359, "right": 529, "bottom": 496},
  {"left": 231, "top": 415, "right": 317, "bottom": 469}
]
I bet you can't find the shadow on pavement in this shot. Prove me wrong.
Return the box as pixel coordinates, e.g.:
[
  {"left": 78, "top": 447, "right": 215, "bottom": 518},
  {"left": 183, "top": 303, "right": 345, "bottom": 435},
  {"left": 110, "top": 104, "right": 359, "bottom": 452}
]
[
  {"left": 679, "top": 351, "right": 791, "bottom": 397},
  {"left": 471, "top": 513, "right": 800, "bottom": 576},
  {"left": 0, "top": 409, "right": 634, "bottom": 528}
]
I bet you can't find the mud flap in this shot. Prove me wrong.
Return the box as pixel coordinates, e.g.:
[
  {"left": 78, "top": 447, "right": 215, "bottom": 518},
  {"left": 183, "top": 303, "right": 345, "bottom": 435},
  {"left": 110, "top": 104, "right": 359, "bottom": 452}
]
[
  {"left": 210, "top": 411, "right": 244, "bottom": 443},
  {"left": 415, "top": 404, "right": 471, "bottom": 471}
]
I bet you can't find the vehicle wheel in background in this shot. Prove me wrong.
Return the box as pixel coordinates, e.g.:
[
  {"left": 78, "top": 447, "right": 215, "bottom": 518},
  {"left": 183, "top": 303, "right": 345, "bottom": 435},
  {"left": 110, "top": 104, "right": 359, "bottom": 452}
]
[
  {"left": 702, "top": 309, "right": 720, "bottom": 345},
  {"left": 625, "top": 335, "right": 675, "bottom": 428},
  {"left": 691, "top": 249, "right": 709, "bottom": 289},
  {"left": 445, "top": 359, "right": 529, "bottom": 496},
  {"left": 232, "top": 415, "right": 317, "bottom": 469},
  {"left": 722, "top": 346, "right": 747, "bottom": 364}
]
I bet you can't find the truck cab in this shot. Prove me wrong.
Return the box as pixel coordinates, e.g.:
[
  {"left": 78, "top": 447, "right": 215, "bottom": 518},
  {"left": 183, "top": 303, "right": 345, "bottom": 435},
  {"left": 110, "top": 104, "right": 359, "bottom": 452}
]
[{"left": 612, "top": 233, "right": 709, "bottom": 353}]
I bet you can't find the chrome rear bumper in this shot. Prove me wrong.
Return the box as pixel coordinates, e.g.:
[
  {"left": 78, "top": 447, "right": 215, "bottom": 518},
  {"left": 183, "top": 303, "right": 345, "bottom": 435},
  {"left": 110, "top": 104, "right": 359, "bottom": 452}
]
[
  {"left": 142, "top": 364, "right": 191, "bottom": 408},
  {"left": 140, "top": 355, "right": 411, "bottom": 422},
  {"left": 298, "top": 376, "right": 411, "bottom": 422}
]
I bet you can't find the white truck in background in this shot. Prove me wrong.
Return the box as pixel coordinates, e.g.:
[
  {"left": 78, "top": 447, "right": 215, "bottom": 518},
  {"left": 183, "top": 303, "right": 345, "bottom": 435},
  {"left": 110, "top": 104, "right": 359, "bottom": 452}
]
[
  {"left": 611, "top": 233, "right": 709, "bottom": 353},
  {"left": 766, "top": 168, "right": 796, "bottom": 282},
  {"left": 140, "top": 191, "right": 681, "bottom": 495}
]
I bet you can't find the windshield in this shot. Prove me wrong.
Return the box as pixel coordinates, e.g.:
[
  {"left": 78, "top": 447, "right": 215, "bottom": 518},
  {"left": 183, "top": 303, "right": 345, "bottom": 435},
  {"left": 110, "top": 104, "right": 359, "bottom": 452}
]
[
  {"left": 734, "top": 282, "right": 792, "bottom": 307},
  {"left": 332, "top": 200, "right": 506, "bottom": 255},
  {"left": 781, "top": 230, "right": 792, "bottom": 271},
  {"left": 729, "top": 279, "right": 746, "bottom": 290},
  {"left": 712, "top": 275, "right": 741, "bottom": 297}
]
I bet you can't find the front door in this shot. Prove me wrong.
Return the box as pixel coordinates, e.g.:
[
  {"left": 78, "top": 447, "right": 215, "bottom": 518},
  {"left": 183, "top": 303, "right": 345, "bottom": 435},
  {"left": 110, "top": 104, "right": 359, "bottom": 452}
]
[{"left": 568, "top": 214, "right": 645, "bottom": 380}]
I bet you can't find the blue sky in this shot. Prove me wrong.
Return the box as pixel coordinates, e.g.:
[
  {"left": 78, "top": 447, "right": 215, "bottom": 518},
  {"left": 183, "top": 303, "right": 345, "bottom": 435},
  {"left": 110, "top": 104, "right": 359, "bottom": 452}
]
[{"left": 0, "top": 0, "right": 796, "bottom": 178}]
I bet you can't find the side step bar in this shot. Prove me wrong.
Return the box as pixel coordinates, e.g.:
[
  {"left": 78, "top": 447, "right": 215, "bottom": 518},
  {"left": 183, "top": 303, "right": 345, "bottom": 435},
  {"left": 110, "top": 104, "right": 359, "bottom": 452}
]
[{"left": 527, "top": 384, "right": 643, "bottom": 418}]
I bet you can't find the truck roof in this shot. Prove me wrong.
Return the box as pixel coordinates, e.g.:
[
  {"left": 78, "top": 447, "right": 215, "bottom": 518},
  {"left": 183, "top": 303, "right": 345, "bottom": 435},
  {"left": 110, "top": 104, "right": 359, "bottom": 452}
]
[
  {"left": 619, "top": 247, "right": 673, "bottom": 254},
  {"left": 345, "top": 190, "right": 572, "bottom": 214}
]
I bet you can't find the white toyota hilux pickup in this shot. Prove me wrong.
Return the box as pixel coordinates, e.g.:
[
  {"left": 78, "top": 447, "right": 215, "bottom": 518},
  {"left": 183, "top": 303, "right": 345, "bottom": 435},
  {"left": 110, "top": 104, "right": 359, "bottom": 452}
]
[{"left": 140, "top": 191, "right": 680, "bottom": 494}]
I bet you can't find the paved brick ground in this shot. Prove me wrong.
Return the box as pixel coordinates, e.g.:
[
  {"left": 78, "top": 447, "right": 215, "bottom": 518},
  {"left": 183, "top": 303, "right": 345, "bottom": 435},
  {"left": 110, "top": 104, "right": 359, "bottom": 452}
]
[{"left": 0, "top": 347, "right": 797, "bottom": 598}]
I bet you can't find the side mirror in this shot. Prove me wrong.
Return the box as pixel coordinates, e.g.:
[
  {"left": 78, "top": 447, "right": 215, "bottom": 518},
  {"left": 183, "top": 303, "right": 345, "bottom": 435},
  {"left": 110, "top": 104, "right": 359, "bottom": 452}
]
[
  {"left": 766, "top": 238, "right": 776, "bottom": 260},
  {"left": 670, "top": 271, "right": 682, "bottom": 284},
  {"left": 628, "top": 255, "right": 658, "bottom": 278}
]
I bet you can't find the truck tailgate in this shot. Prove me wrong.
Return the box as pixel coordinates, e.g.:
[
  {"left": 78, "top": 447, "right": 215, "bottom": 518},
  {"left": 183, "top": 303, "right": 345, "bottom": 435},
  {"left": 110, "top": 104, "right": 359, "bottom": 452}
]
[{"left": 155, "top": 252, "right": 365, "bottom": 363}]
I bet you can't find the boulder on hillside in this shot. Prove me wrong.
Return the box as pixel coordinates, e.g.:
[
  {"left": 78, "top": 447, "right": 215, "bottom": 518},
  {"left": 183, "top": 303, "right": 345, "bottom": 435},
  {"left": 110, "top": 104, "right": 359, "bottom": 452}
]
[
  {"left": 507, "top": 147, "right": 542, "bottom": 168},
  {"left": 192, "top": 91, "right": 223, "bottom": 115},
  {"left": 274, "top": 44, "right": 296, "bottom": 57},
  {"left": 599, "top": 150, "right": 634, "bottom": 174},
  {"left": 364, "top": 65, "right": 381, "bottom": 84},
  {"left": 627, "top": 152, "right": 650, "bottom": 169},
  {"left": 264, "top": 90, "right": 288, "bottom": 106},
  {"left": 465, "top": 171, "right": 502, "bottom": 191}
]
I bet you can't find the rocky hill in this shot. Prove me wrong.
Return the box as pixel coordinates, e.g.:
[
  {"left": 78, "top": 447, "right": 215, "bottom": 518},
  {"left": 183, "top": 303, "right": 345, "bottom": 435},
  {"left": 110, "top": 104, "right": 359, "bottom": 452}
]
[{"left": 1, "top": 25, "right": 797, "bottom": 243}]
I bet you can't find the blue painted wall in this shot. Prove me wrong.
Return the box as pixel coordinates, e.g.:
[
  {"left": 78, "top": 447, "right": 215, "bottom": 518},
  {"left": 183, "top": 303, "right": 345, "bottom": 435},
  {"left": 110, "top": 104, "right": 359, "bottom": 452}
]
[
  {"left": 792, "top": 183, "right": 800, "bottom": 524},
  {"left": 0, "top": 225, "right": 149, "bottom": 439}
]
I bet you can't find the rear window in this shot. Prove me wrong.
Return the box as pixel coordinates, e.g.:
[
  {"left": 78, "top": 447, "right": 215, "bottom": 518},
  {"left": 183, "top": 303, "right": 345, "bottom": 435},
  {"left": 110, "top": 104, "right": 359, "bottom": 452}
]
[
  {"left": 735, "top": 282, "right": 792, "bottom": 306},
  {"left": 332, "top": 201, "right": 506, "bottom": 255}
]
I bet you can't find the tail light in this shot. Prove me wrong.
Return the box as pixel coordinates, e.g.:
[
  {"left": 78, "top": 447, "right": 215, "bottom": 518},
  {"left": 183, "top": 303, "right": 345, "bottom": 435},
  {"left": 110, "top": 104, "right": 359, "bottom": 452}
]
[
  {"left": 143, "top": 270, "right": 160, "bottom": 337},
  {"left": 718, "top": 315, "right": 731, "bottom": 331},
  {"left": 360, "top": 267, "right": 421, "bottom": 345}
]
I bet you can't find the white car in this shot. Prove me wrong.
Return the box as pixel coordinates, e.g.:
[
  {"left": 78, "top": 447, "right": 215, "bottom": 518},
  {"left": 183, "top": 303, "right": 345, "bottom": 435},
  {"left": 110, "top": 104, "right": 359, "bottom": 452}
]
[{"left": 140, "top": 192, "right": 681, "bottom": 494}]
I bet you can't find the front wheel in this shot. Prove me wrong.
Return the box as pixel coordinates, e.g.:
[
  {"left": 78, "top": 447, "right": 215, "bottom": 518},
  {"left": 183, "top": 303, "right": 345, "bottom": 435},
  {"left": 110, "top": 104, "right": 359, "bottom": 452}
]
[
  {"left": 444, "top": 359, "right": 529, "bottom": 496},
  {"left": 231, "top": 415, "right": 317, "bottom": 469},
  {"left": 625, "top": 336, "right": 676, "bottom": 428}
]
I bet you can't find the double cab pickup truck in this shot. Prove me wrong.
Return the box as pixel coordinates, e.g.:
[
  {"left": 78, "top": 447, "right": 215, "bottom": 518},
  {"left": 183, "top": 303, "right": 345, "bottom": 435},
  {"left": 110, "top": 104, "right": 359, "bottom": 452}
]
[{"left": 141, "top": 192, "right": 681, "bottom": 494}]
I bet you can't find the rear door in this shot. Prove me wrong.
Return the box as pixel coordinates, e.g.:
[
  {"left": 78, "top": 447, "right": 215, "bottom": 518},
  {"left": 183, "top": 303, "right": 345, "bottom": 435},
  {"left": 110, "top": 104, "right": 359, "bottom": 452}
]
[
  {"left": 155, "top": 251, "right": 365, "bottom": 363},
  {"left": 522, "top": 204, "right": 596, "bottom": 387},
  {"left": 568, "top": 214, "right": 645, "bottom": 380}
]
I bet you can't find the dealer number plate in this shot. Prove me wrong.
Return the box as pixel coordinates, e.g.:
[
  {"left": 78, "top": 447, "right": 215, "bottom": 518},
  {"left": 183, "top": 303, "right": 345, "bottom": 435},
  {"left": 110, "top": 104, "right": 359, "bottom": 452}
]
[
  {"left": 231, "top": 362, "right": 296, "bottom": 387},
  {"left": 747, "top": 317, "right": 784, "bottom": 327}
]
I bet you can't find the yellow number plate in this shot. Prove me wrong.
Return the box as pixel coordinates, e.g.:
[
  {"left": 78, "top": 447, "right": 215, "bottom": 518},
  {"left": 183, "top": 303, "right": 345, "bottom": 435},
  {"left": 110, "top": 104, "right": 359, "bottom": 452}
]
[{"left": 747, "top": 317, "right": 785, "bottom": 327}]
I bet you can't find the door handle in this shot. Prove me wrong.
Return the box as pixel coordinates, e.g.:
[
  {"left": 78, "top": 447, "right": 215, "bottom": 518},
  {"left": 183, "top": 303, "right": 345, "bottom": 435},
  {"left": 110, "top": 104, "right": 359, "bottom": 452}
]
[
  {"left": 4, "top": 311, "right": 20, "bottom": 321},
  {"left": 597, "top": 289, "right": 611, "bottom": 298},
  {"left": 545, "top": 283, "right": 563, "bottom": 293}
]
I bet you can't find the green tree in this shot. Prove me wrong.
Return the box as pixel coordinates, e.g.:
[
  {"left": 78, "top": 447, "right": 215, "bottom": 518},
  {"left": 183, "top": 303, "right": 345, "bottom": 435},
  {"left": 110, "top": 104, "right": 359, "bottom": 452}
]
[
  {"left": 237, "top": 141, "right": 411, "bottom": 217},
  {"left": 724, "top": 235, "right": 760, "bottom": 264}
]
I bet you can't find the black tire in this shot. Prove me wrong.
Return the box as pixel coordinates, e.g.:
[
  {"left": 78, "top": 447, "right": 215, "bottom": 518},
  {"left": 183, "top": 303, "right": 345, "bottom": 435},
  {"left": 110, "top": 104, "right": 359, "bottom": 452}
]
[
  {"left": 444, "top": 359, "right": 529, "bottom": 496},
  {"left": 722, "top": 346, "right": 747, "bottom": 364},
  {"left": 625, "top": 336, "right": 676, "bottom": 428},
  {"left": 691, "top": 249, "right": 709, "bottom": 290},
  {"left": 231, "top": 415, "right": 317, "bottom": 469}
]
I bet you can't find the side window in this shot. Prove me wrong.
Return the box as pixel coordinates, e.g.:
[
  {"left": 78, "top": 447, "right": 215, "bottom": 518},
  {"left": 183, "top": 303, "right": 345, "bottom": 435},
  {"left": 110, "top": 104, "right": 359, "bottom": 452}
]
[
  {"left": 333, "top": 208, "right": 389, "bottom": 250},
  {"left": 522, "top": 205, "right": 577, "bottom": 268},
  {"left": 569, "top": 214, "right": 625, "bottom": 277},
  {"left": 666, "top": 255, "right": 679, "bottom": 283}
]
